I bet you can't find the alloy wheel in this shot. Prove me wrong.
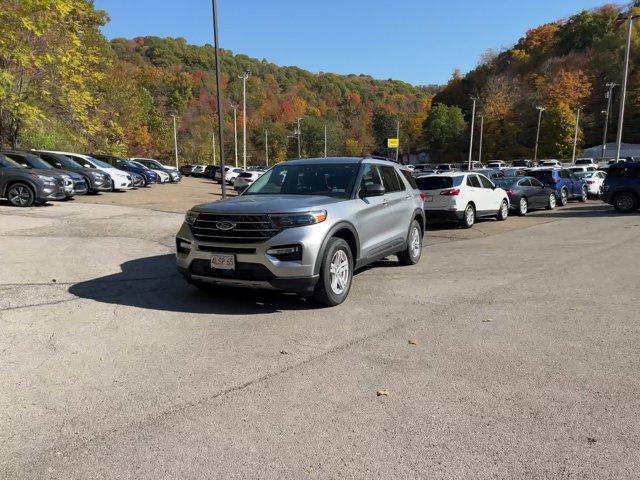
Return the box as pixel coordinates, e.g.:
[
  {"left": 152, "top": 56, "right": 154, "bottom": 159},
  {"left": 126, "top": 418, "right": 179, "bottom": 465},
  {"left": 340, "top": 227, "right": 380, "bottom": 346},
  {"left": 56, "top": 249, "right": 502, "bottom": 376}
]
[
  {"left": 519, "top": 198, "right": 528, "bottom": 215},
  {"left": 329, "top": 249, "right": 350, "bottom": 295},
  {"left": 9, "top": 185, "right": 32, "bottom": 207},
  {"left": 549, "top": 194, "right": 556, "bottom": 209},
  {"left": 409, "top": 226, "right": 421, "bottom": 259}
]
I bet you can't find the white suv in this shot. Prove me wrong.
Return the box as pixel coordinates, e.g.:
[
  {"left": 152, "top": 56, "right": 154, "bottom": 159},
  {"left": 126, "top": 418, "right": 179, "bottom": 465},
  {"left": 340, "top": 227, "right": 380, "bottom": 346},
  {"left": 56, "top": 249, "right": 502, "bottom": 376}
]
[
  {"left": 416, "top": 172, "right": 509, "bottom": 228},
  {"left": 40, "top": 151, "right": 133, "bottom": 191}
]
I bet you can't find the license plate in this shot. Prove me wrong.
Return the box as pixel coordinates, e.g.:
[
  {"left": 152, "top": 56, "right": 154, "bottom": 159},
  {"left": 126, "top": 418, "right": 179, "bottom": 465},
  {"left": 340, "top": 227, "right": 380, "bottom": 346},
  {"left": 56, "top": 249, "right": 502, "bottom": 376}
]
[
  {"left": 424, "top": 195, "right": 433, "bottom": 202},
  {"left": 211, "top": 254, "right": 235, "bottom": 270}
]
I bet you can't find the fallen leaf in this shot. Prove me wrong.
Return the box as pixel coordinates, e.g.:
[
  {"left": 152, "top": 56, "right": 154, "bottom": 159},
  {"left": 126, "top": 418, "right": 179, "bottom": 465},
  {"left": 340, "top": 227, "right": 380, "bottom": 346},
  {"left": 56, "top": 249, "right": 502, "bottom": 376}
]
[
  {"left": 376, "top": 389, "right": 390, "bottom": 397},
  {"left": 51, "top": 279, "right": 57, "bottom": 283},
  {"left": 408, "top": 339, "right": 419, "bottom": 346},
  {"left": 482, "top": 318, "right": 492, "bottom": 323},
  {"left": 587, "top": 437, "right": 597, "bottom": 444},
  {"left": 279, "top": 350, "right": 290, "bottom": 355}
]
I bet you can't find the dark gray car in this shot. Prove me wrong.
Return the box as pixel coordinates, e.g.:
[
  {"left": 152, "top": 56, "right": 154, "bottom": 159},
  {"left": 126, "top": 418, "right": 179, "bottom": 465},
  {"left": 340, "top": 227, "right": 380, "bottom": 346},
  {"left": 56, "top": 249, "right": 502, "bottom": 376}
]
[
  {"left": 0, "top": 154, "right": 68, "bottom": 207},
  {"left": 33, "top": 151, "right": 111, "bottom": 193}
]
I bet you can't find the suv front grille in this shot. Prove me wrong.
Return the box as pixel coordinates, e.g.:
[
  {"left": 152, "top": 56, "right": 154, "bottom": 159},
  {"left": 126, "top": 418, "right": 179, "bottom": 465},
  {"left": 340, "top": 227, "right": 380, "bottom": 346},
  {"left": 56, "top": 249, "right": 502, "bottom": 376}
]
[{"left": 190, "top": 213, "right": 279, "bottom": 244}]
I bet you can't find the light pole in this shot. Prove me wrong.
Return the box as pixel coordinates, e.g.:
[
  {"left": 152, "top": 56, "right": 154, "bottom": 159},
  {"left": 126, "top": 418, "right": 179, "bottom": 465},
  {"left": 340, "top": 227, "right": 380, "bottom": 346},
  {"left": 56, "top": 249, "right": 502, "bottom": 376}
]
[
  {"left": 230, "top": 103, "right": 239, "bottom": 167},
  {"left": 571, "top": 106, "right": 582, "bottom": 164},
  {"left": 296, "top": 117, "right": 302, "bottom": 158},
  {"left": 534, "top": 106, "right": 545, "bottom": 162},
  {"left": 477, "top": 114, "right": 484, "bottom": 164},
  {"left": 615, "top": 14, "right": 639, "bottom": 162},
  {"left": 602, "top": 82, "right": 617, "bottom": 159},
  {"left": 212, "top": 131, "right": 216, "bottom": 165},
  {"left": 265, "top": 129, "right": 269, "bottom": 166},
  {"left": 324, "top": 124, "right": 327, "bottom": 157},
  {"left": 211, "top": 0, "right": 226, "bottom": 199},
  {"left": 395, "top": 119, "right": 400, "bottom": 163},
  {"left": 171, "top": 114, "right": 179, "bottom": 169},
  {"left": 467, "top": 97, "right": 478, "bottom": 170},
  {"left": 238, "top": 71, "right": 250, "bottom": 170}
]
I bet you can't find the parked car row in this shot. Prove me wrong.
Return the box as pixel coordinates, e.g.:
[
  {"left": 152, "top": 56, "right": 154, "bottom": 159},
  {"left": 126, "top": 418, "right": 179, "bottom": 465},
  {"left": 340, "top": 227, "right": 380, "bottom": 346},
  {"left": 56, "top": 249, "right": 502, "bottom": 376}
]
[
  {"left": 180, "top": 163, "right": 269, "bottom": 192},
  {"left": 0, "top": 150, "right": 181, "bottom": 207}
]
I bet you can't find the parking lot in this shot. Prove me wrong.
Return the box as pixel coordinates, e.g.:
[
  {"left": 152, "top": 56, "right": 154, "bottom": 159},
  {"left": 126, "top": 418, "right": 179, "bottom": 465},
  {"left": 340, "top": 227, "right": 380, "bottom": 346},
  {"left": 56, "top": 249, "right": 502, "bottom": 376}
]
[{"left": 2, "top": 176, "right": 639, "bottom": 478}]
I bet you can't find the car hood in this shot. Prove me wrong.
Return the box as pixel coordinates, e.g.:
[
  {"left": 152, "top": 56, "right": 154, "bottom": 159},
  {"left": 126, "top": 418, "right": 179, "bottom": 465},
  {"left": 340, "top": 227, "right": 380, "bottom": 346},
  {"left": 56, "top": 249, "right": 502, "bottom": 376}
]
[
  {"left": 98, "top": 167, "right": 129, "bottom": 178},
  {"left": 192, "top": 195, "right": 347, "bottom": 214}
]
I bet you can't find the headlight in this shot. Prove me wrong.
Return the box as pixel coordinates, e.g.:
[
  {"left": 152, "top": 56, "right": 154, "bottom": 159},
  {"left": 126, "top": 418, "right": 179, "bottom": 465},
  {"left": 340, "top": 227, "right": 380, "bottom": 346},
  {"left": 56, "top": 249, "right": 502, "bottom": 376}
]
[
  {"left": 269, "top": 210, "right": 327, "bottom": 229},
  {"left": 185, "top": 210, "right": 199, "bottom": 225},
  {"left": 36, "top": 174, "right": 57, "bottom": 183},
  {"left": 90, "top": 171, "right": 106, "bottom": 180}
]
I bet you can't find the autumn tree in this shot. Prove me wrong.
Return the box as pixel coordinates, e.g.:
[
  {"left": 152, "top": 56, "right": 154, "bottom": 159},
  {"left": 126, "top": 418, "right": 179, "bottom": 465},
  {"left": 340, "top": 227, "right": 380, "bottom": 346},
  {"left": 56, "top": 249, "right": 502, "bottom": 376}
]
[{"left": 422, "top": 103, "right": 467, "bottom": 161}]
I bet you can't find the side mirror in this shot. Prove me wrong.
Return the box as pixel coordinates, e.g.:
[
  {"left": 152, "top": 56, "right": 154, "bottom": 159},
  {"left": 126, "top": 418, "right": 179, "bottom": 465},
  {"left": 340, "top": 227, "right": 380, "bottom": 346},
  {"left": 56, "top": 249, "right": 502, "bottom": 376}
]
[
  {"left": 84, "top": 164, "right": 91, "bottom": 168},
  {"left": 362, "top": 183, "right": 385, "bottom": 197}
]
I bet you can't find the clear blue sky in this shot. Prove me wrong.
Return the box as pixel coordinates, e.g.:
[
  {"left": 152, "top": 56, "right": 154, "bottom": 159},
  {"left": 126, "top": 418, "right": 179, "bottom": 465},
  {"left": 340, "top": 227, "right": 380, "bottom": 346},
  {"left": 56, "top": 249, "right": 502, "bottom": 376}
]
[{"left": 95, "top": 0, "right": 611, "bottom": 85}]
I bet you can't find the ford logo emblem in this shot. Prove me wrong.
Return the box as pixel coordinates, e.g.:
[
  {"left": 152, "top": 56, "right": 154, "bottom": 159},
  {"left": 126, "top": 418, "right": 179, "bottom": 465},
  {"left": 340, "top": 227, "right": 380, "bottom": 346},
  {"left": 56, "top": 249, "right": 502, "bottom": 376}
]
[{"left": 215, "top": 221, "right": 236, "bottom": 231}]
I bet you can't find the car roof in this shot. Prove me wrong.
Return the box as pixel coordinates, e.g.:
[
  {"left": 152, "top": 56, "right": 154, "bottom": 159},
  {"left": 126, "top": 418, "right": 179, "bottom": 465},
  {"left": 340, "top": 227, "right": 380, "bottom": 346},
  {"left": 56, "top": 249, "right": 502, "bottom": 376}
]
[
  {"left": 281, "top": 156, "right": 397, "bottom": 166},
  {"left": 609, "top": 161, "right": 640, "bottom": 169}
]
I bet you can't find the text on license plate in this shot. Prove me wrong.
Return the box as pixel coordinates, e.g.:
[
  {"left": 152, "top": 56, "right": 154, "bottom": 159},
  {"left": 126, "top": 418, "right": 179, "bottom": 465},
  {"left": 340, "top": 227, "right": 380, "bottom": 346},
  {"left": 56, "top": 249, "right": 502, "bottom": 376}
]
[
  {"left": 423, "top": 195, "right": 433, "bottom": 202},
  {"left": 211, "top": 254, "right": 235, "bottom": 270}
]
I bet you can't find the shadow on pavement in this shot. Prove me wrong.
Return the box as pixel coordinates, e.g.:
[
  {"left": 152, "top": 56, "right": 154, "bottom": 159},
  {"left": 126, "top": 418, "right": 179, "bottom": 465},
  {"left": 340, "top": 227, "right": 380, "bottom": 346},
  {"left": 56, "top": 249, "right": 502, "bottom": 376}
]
[
  {"left": 528, "top": 203, "right": 637, "bottom": 219},
  {"left": 69, "top": 254, "right": 316, "bottom": 314}
]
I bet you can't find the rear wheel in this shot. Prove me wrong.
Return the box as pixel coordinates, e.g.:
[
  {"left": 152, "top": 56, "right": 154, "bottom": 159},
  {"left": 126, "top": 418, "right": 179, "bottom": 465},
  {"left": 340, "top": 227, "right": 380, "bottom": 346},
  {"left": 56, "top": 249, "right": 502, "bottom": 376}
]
[
  {"left": 517, "top": 197, "right": 528, "bottom": 216},
  {"left": 312, "top": 238, "right": 353, "bottom": 307},
  {"left": 7, "top": 183, "right": 35, "bottom": 207},
  {"left": 578, "top": 186, "right": 587, "bottom": 203},
  {"left": 546, "top": 193, "right": 557, "bottom": 210},
  {"left": 613, "top": 192, "right": 639, "bottom": 213},
  {"left": 397, "top": 220, "right": 422, "bottom": 265},
  {"left": 559, "top": 188, "right": 569, "bottom": 206},
  {"left": 460, "top": 204, "right": 475, "bottom": 228},
  {"left": 496, "top": 200, "right": 509, "bottom": 221}
]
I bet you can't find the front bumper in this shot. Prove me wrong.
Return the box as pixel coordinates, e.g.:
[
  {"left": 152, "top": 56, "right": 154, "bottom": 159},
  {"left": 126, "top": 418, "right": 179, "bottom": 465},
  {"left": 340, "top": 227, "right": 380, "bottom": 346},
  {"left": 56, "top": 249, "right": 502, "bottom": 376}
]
[
  {"left": 39, "top": 185, "right": 67, "bottom": 201},
  {"left": 73, "top": 180, "right": 88, "bottom": 195},
  {"left": 175, "top": 220, "right": 329, "bottom": 292},
  {"left": 112, "top": 176, "right": 133, "bottom": 190}
]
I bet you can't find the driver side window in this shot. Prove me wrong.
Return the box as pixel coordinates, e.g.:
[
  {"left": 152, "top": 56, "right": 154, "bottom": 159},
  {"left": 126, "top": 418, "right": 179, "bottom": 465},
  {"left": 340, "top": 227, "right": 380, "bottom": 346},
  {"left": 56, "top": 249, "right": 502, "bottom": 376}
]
[{"left": 359, "top": 164, "right": 383, "bottom": 197}]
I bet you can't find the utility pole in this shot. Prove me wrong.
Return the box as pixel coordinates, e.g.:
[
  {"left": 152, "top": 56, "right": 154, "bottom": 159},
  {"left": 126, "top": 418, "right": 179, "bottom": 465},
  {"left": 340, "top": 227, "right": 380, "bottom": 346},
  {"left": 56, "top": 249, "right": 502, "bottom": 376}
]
[
  {"left": 171, "top": 114, "right": 179, "bottom": 169},
  {"left": 615, "top": 15, "right": 639, "bottom": 162},
  {"left": 478, "top": 115, "right": 484, "bottom": 164},
  {"left": 571, "top": 106, "right": 582, "bottom": 164},
  {"left": 324, "top": 124, "right": 327, "bottom": 157},
  {"left": 211, "top": 0, "right": 226, "bottom": 199},
  {"left": 467, "top": 97, "right": 478, "bottom": 170},
  {"left": 231, "top": 103, "right": 239, "bottom": 167},
  {"left": 238, "top": 71, "right": 250, "bottom": 170},
  {"left": 265, "top": 129, "right": 269, "bottom": 166},
  {"left": 534, "top": 106, "right": 545, "bottom": 163},
  {"left": 212, "top": 131, "right": 216, "bottom": 165},
  {"left": 395, "top": 119, "right": 400, "bottom": 163},
  {"left": 296, "top": 117, "right": 302, "bottom": 158},
  {"left": 602, "top": 83, "right": 617, "bottom": 159}
]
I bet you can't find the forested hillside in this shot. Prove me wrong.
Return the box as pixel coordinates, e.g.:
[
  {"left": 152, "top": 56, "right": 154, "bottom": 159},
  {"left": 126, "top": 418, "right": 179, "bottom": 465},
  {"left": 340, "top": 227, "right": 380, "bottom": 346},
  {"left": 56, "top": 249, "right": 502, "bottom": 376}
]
[
  {"left": 1, "top": 1, "right": 639, "bottom": 164},
  {"left": 426, "top": 2, "right": 640, "bottom": 162}
]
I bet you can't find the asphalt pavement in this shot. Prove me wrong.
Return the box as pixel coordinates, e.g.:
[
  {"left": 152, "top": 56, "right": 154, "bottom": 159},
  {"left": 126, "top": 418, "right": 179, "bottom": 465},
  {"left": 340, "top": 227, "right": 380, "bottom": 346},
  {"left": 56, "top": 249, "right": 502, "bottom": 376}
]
[{"left": 1, "top": 182, "right": 639, "bottom": 479}]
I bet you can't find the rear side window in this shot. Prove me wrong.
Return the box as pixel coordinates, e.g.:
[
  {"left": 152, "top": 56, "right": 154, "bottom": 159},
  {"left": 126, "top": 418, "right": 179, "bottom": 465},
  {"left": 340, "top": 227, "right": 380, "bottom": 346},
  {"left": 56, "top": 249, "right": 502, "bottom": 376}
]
[
  {"left": 478, "top": 175, "right": 494, "bottom": 188},
  {"left": 466, "top": 175, "right": 481, "bottom": 188},
  {"left": 518, "top": 178, "right": 532, "bottom": 187},
  {"left": 415, "top": 176, "right": 455, "bottom": 190},
  {"left": 379, "top": 166, "right": 404, "bottom": 192},
  {"left": 529, "top": 171, "right": 553, "bottom": 181},
  {"left": 400, "top": 169, "right": 418, "bottom": 189}
]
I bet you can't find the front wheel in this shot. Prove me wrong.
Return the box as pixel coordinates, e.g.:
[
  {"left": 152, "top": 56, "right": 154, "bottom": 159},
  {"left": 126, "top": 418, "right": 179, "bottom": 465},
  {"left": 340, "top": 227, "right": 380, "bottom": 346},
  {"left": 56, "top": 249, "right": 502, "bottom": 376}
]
[
  {"left": 397, "top": 220, "right": 422, "bottom": 265},
  {"left": 312, "top": 238, "right": 353, "bottom": 307},
  {"left": 7, "top": 183, "right": 35, "bottom": 207},
  {"left": 546, "top": 193, "right": 557, "bottom": 210},
  {"left": 496, "top": 200, "right": 509, "bottom": 221},
  {"left": 578, "top": 186, "right": 587, "bottom": 203}
]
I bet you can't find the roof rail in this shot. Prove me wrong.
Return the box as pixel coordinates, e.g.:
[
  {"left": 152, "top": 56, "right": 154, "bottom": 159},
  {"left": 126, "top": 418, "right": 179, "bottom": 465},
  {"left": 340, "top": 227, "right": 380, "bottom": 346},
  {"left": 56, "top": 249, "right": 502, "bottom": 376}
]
[{"left": 363, "top": 155, "right": 401, "bottom": 164}]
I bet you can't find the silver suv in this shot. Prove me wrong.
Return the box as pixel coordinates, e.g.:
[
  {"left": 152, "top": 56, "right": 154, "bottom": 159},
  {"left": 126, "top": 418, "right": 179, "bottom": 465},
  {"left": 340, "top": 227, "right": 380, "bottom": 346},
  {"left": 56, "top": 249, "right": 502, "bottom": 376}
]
[{"left": 176, "top": 157, "right": 425, "bottom": 306}]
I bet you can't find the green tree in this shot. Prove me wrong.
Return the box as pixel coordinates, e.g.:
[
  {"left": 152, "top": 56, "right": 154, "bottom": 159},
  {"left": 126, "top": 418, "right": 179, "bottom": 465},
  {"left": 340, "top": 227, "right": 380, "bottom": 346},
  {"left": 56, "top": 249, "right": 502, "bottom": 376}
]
[{"left": 422, "top": 103, "right": 467, "bottom": 161}]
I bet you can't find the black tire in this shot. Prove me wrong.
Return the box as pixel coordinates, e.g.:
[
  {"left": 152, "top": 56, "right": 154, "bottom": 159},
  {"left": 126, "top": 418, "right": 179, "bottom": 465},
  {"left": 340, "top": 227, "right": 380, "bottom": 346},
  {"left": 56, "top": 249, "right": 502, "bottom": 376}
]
[
  {"left": 613, "top": 192, "right": 639, "bottom": 213},
  {"left": 546, "top": 193, "right": 557, "bottom": 210},
  {"left": 559, "top": 188, "right": 569, "bottom": 206},
  {"left": 460, "top": 203, "right": 475, "bottom": 229},
  {"left": 578, "top": 186, "right": 587, "bottom": 203},
  {"left": 7, "top": 182, "right": 35, "bottom": 207},
  {"left": 397, "top": 220, "right": 423, "bottom": 266},
  {"left": 517, "top": 197, "right": 528, "bottom": 216},
  {"left": 312, "top": 238, "right": 353, "bottom": 307},
  {"left": 496, "top": 199, "right": 509, "bottom": 221}
]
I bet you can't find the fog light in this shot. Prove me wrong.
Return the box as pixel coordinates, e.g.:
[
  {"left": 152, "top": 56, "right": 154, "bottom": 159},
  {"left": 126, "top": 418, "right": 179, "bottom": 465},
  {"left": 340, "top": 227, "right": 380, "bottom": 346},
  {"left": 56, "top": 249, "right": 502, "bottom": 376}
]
[
  {"left": 266, "top": 245, "right": 303, "bottom": 261},
  {"left": 177, "top": 238, "right": 191, "bottom": 254}
]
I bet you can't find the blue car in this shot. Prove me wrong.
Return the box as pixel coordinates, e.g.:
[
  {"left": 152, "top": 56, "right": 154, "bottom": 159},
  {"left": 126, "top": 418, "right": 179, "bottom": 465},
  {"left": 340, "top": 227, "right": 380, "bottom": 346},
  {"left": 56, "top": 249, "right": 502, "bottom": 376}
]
[
  {"left": 527, "top": 168, "right": 587, "bottom": 206},
  {"left": 92, "top": 154, "right": 158, "bottom": 186}
]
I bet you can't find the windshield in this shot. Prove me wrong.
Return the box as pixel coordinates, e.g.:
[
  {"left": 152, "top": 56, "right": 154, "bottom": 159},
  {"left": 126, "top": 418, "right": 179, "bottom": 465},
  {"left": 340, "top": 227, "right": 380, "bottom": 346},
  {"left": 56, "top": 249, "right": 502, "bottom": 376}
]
[
  {"left": 415, "top": 176, "right": 460, "bottom": 190},
  {"left": 91, "top": 158, "right": 112, "bottom": 169},
  {"left": 494, "top": 178, "right": 520, "bottom": 188},
  {"left": 24, "top": 155, "right": 53, "bottom": 169},
  {"left": 42, "top": 154, "right": 83, "bottom": 169},
  {"left": 575, "top": 159, "right": 592, "bottom": 165},
  {"left": 0, "top": 155, "right": 23, "bottom": 168},
  {"left": 245, "top": 163, "right": 358, "bottom": 198}
]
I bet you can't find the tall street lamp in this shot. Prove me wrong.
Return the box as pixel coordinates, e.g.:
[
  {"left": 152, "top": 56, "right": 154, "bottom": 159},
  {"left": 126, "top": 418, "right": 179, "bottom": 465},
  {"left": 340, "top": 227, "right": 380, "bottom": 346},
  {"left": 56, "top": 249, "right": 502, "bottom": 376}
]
[
  {"left": 477, "top": 114, "right": 484, "bottom": 164},
  {"left": 264, "top": 129, "right": 269, "bottom": 166},
  {"left": 211, "top": 0, "right": 226, "bottom": 199},
  {"left": 171, "top": 114, "right": 179, "bottom": 169},
  {"left": 238, "top": 71, "right": 250, "bottom": 170},
  {"left": 602, "top": 82, "right": 617, "bottom": 159},
  {"left": 324, "top": 124, "right": 327, "bottom": 158},
  {"left": 534, "top": 106, "right": 546, "bottom": 162},
  {"left": 230, "top": 102, "right": 239, "bottom": 167},
  {"left": 571, "top": 106, "right": 583, "bottom": 164},
  {"left": 467, "top": 97, "right": 478, "bottom": 170},
  {"left": 615, "top": 14, "right": 639, "bottom": 162}
]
